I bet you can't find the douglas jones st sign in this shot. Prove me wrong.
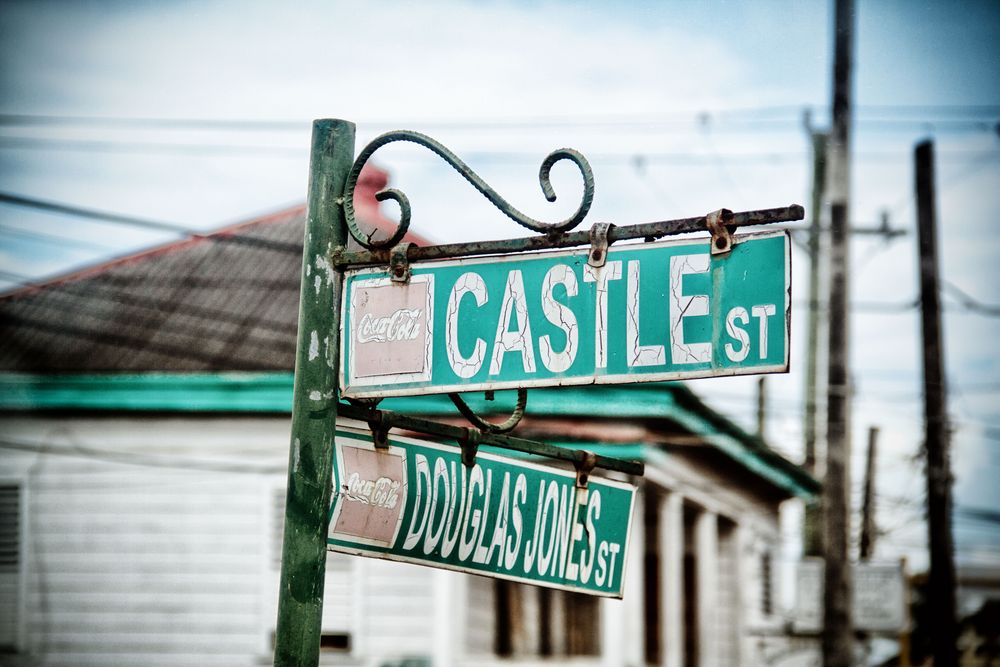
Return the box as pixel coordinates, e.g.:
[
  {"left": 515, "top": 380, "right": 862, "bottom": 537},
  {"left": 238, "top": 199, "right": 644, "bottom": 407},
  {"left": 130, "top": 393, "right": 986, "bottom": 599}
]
[
  {"left": 340, "top": 230, "right": 790, "bottom": 398},
  {"left": 328, "top": 419, "right": 636, "bottom": 597}
]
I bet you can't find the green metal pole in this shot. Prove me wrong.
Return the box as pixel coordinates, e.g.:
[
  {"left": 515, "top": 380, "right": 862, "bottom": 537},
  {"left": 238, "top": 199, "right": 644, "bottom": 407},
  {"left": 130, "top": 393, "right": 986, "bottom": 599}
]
[{"left": 275, "top": 119, "right": 355, "bottom": 666}]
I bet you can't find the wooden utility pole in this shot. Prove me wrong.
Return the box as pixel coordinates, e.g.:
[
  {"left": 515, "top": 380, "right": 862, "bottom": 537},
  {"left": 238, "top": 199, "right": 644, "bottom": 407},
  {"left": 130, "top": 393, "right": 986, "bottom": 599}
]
[
  {"left": 803, "top": 128, "right": 828, "bottom": 558},
  {"left": 859, "top": 426, "right": 879, "bottom": 561},
  {"left": 915, "top": 139, "right": 959, "bottom": 667},
  {"left": 823, "top": 0, "right": 854, "bottom": 663}
]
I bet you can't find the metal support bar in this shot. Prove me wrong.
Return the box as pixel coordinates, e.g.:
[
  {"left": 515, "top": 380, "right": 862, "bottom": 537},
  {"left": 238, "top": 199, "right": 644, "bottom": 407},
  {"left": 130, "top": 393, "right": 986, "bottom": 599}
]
[
  {"left": 448, "top": 388, "right": 527, "bottom": 434},
  {"left": 338, "top": 402, "right": 644, "bottom": 477},
  {"left": 331, "top": 204, "right": 804, "bottom": 268}
]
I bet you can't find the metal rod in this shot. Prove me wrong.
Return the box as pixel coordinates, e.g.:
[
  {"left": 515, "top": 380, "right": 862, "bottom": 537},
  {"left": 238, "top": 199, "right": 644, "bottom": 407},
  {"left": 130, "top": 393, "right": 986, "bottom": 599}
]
[
  {"left": 338, "top": 402, "right": 645, "bottom": 477},
  {"left": 274, "top": 119, "right": 355, "bottom": 667},
  {"left": 332, "top": 204, "right": 804, "bottom": 268}
]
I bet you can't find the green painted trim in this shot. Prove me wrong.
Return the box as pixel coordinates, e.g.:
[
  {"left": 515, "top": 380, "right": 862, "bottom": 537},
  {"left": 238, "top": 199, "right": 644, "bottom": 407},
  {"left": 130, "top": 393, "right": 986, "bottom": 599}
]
[
  {"left": 0, "top": 372, "right": 816, "bottom": 497},
  {"left": 0, "top": 372, "right": 296, "bottom": 412}
]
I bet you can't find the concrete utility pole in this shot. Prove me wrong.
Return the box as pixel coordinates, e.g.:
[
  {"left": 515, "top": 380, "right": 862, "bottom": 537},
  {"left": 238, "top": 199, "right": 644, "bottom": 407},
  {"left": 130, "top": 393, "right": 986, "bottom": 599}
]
[
  {"left": 915, "top": 139, "right": 959, "bottom": 667},
  {"left": 822, "top": 0, "right": 855, "bottom": 663}
]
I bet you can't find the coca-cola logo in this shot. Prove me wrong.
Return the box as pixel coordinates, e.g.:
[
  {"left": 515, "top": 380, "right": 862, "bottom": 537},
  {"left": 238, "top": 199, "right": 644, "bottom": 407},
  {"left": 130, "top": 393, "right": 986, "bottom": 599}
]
[
  {"left": 343, "top": 472, "right": 401, "bottom": 510},
  {"left": 357, "top": 308, "right": 422, "bottom": 344}
]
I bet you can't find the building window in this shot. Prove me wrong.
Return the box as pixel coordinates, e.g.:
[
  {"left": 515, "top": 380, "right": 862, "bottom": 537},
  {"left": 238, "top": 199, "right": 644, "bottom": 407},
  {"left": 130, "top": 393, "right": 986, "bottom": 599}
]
[
  {"left": 491, "top": 579, "right": 600, "bottom": 658},
  {"left": 761, "top": 550, "right": 773, "bottom": 617},
  {"left": 0, "top": 483, "right": 23, "bottom": 653}
]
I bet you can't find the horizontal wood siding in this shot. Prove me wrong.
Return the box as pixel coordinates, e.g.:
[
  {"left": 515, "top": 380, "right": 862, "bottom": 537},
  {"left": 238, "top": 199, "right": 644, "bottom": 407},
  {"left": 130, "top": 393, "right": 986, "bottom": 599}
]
[
  {"left": 357, "top": 558, "right": 436, "bottom": 661},
  {"left": 22, "top": 456, "right": 267, "bottom": 666}
]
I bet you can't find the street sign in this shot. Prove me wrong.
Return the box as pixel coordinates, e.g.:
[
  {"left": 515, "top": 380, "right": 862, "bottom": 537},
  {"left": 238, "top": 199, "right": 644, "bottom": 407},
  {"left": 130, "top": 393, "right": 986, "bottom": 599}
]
[
  {"left": 793, "top": 558, "right": 906, "bottom": 633},
  {"left": 327, "top": 418, "right": 637, "bottom": 597},
  {"left": 341, "top": 230, "right": 789, "bottom": 398},
  {"left": 853, "top": 562, "right": 906, "bottom": 632}
]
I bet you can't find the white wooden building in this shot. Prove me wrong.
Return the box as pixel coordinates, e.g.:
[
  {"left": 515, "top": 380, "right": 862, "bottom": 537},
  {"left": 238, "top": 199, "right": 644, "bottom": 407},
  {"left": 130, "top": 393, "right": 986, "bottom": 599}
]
[{"left": 0, "top": 192, "right": 817, "bottom": 666}]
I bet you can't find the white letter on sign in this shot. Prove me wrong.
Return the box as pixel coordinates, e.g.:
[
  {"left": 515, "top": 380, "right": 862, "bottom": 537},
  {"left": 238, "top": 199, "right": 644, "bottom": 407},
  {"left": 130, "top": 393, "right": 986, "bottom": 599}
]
[
  {"left": 751, "top": 304, "right": 777, "bottom": 359},
  {"left": 446, "top": 272, "right": 488, "bottom": 378},
  {"left": 583, "top": 261, "right": 623, "bottom": 369},
  {"left": 669, "top": 254, "right": 711, "bottom": 364},
  {"left": 489, "top": 270, "right": 537, "bottom": 375},
  {"left": 627, "top": 260, "right": 665, "bottom": 367},
  {"left": 539, "top": 264, "right": 579, "bottom": 373},
  {"left": 725, "top": 307, "right": 750, "bottom": 362}
]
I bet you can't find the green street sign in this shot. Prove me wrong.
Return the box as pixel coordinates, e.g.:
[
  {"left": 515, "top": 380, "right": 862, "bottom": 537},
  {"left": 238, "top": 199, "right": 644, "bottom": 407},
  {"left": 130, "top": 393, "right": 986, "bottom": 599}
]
[
  {"left": 341, "top": 230, "right": 789, "bottom": 399},
  {"left": 328, "top": 419, "right": 637, "bottom": 597}
]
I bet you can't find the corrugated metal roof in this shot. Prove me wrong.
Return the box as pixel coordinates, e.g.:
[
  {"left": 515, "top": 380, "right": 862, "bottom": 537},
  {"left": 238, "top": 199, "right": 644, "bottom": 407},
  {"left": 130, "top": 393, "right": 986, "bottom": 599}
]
[{"left": 0, "top": 166, "right": 429, "bottom": 373}]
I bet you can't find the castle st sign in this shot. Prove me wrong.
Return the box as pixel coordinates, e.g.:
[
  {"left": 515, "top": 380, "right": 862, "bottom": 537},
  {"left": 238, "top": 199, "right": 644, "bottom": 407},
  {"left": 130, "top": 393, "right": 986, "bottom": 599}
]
[{"left": 341, "top": 231, "right": 789, "bottom": 399}]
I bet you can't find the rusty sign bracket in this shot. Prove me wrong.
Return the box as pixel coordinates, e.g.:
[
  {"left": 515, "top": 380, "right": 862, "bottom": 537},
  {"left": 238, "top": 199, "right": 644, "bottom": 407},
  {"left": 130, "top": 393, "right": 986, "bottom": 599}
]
[
  {"left": 575, "top": 451, "right": 598, "bottom": 489},
  {"left": 588, "top": 222, "right": 613, "bottom": 268},
  {"left": 706, "top": 208, "right": 737, "bottom": 255},
  {"left": 459, "top": 428, "right": 480, "bottom": 468},
  {"left": 366, "top": 411, "right": 390, "bottom": 450},
  {"left": 389, "top": 241, "right": 413, "bottom": 283}
]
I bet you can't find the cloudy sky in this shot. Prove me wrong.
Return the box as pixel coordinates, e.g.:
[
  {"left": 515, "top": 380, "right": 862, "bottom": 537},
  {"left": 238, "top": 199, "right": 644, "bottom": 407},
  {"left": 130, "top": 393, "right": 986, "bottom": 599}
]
[{"left": 1, "top": 0, "right": 998, "bottom": 574}]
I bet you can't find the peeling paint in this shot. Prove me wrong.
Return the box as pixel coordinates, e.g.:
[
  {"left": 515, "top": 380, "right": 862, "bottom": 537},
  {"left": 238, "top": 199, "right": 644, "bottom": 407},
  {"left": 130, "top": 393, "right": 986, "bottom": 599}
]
[
  {"left": 446, "top": 272, "right": 488, "bottom": 378},
  {"left": 316, "top": 255, "right": 335, "bottom": 288},
  {"left": 627, "top": 260, "right": 666, "bottom": 367},
  {"left": 668, "top": 254, "right": 711, "bottom": 365},
  {"left": 488, "top": 269, "right": 536, "bottom": 375},
  {"left": 308, "top": 331, "right": 319, "bottom": 361},
  {"left": 538, "top": 264, "right": 578, "bottom": 373}
]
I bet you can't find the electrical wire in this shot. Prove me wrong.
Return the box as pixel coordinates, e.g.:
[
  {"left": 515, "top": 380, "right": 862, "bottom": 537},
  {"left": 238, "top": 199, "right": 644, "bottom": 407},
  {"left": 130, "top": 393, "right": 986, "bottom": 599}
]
[
  {"left": 0, "top": 436, "right": 284, "bottom": 474},
  {"left": 0, "top": 192, "right": 302, "bottom": 254}
]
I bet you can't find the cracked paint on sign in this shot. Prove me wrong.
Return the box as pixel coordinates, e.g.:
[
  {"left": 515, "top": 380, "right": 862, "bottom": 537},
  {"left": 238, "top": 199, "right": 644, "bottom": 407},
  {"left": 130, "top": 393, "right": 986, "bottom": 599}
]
[
  {"left": 488, "top": 269, "right": 536, "bottom": 376},
  {"left": 627, "top": 260, "right": 666, "bottom": 367},
  {"left": 668, "top": 254, "right": 712, "bottom": 365},
  {"left": 538, "top": 264, "right": 579, "bottom": 373},
  {"left": 340, "top": 231, "right": 790, "bottom": 398},
  {"left": 446, "top": 272, "right": 488, "bottom": 379}
]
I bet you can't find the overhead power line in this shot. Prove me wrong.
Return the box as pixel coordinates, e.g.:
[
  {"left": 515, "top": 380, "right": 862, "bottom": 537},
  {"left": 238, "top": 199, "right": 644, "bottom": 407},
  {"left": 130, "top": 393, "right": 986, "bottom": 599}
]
[
  {"left": 0, "top": 192, "right": 302, "bottom": 254},
  {"left": 0, "top": 104, "right": 997, "bottom": 131},
  {"left": 943, "top": 280, "right": 1000, "bottom": 317}
]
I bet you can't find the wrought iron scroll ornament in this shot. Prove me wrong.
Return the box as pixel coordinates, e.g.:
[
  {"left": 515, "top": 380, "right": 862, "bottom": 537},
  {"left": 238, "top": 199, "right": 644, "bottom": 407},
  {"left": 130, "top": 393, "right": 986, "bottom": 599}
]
[
  {"left": 449, "top": 389, "right": 528, "bottom": 435},
  {"left": 341, "top": 130, "right": 596, "bottom": 250}
]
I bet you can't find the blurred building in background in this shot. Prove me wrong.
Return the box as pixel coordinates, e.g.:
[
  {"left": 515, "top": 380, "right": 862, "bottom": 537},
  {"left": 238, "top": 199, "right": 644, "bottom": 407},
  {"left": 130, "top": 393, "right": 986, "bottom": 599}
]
[{"left": 0, "top": 172, "right": 819, "bottom": 666}]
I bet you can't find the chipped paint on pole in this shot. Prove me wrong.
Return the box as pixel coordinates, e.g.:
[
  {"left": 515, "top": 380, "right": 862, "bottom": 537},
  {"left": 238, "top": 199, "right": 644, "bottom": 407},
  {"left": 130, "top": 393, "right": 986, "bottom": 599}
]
[{"left": 275, "top": 119, "right": 356, "bottom": 667}]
